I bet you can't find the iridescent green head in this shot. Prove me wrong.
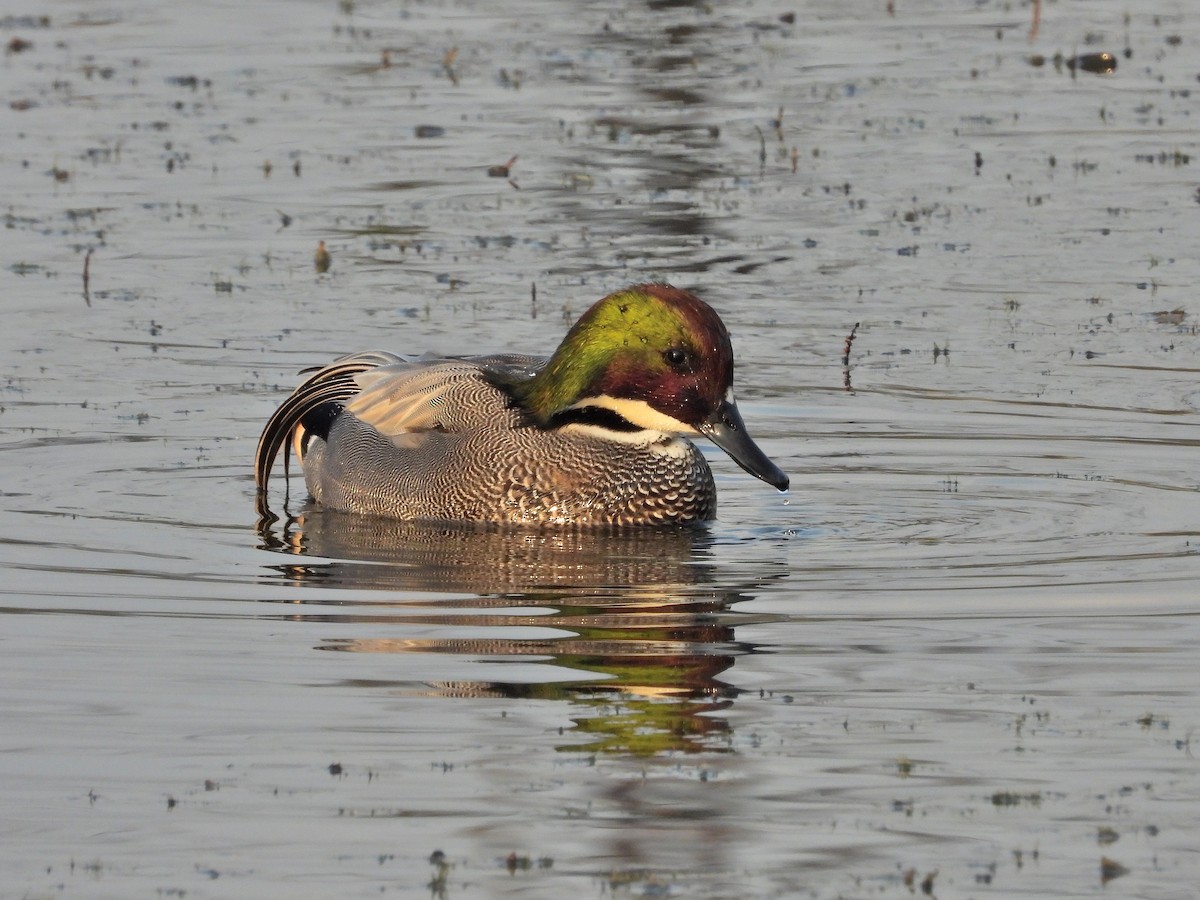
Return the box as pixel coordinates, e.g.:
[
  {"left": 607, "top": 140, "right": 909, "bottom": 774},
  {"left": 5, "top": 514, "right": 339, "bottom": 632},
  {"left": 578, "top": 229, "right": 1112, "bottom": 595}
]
[{"left": 519, "top": 283, "right": 789, "bottom": 492}]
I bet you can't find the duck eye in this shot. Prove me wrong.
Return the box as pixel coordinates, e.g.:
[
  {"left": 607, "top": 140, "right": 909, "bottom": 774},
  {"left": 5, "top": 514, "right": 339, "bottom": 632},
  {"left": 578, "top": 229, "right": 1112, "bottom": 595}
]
[{"left": 663, "top": 347, "right": 689, "bottom": 369}]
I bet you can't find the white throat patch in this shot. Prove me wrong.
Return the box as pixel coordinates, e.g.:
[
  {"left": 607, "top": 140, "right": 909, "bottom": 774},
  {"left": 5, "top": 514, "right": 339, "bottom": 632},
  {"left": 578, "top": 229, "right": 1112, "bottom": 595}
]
[{"left": 568, "top": 395, "right": 699, "bottom": 437}]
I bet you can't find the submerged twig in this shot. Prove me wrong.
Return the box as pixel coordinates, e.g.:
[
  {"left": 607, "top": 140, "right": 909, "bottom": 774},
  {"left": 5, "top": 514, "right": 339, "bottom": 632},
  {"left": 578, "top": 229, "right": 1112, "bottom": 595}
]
[
  {"left": 82, "top": 248, "right": 93, "bottom": 306},
  {"left": 841, "top": 322, "right": 859, "bottom": 366},
  {"left": 442, "top": 46, "right": 459, "bottom": 86},
  {"left": 841, "top": 321, "right": 859, "bottom": 392}
]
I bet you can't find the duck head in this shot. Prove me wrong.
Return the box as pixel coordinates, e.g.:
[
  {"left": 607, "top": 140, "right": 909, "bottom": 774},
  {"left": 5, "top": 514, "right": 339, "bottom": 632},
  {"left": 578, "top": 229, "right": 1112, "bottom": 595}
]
[{"left": 519, "top": 283, "right": 789, "bottom": 492}]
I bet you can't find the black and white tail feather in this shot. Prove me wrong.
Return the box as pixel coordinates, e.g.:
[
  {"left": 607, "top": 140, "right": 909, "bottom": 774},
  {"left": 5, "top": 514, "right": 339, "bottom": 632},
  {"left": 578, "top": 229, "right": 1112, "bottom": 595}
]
[{"left": 254, "top": 351, "right": 400, "bottom": 519}]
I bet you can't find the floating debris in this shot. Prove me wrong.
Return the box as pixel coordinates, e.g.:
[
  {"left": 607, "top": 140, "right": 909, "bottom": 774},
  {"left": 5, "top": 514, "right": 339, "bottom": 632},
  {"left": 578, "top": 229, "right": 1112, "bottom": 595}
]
[
  {"left": 504, "top": 852, "right": 529, "bottom": 873},
  {"left": 497, "top": 67, "right": 523, "bottom": 89},
  {"left": 1152, "top": 309, "right": 1186, "bottom": 326},
  {"left": 992, "top": 790, "right": 1042, "bottom": 807},
  {"left": 1070, "top": 51, "right": 1118, "bottom": 74},
  {"left": 165, "top": 74, "right": 209, "bottom": 90},
  {"left": 428, "top": 850, "right": 449, "bottom": 899},
  {"left": 1028, "top": 51, "right": 1118, "bottom": 75},
  {"left": 487, "top": 155, "right": 517, "bottom": 178},
  {"left": 922, "top": 870, "right": 938, "bottom": 895},
  {"left": 0, "top": 15, "right": 50, "bottom": 28},
  {"left": 1134, "top": 150, "right": 1190, "bottom": 166},
  {"left": 1100, "top": 856, "right": 1129, "bottom": 884}
]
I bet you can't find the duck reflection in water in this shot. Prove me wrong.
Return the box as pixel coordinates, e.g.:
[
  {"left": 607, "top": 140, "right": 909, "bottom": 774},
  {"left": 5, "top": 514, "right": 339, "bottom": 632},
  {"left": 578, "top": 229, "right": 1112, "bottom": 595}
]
[{"left": 258, "top": 508, "right": 786, "bottom": 755}]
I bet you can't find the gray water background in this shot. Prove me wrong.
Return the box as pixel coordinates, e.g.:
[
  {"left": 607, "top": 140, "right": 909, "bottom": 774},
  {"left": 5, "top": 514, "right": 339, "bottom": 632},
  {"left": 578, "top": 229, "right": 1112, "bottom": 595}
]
[{"left": 1, "top": 0, "right": 1197, "bottom": 897}]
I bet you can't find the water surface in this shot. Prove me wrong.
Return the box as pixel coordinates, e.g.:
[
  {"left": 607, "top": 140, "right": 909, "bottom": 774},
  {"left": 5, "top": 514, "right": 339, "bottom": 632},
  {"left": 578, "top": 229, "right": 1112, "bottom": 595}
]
[{"left": 1, "top": 0, "right": 1197, "bottom": 897}]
